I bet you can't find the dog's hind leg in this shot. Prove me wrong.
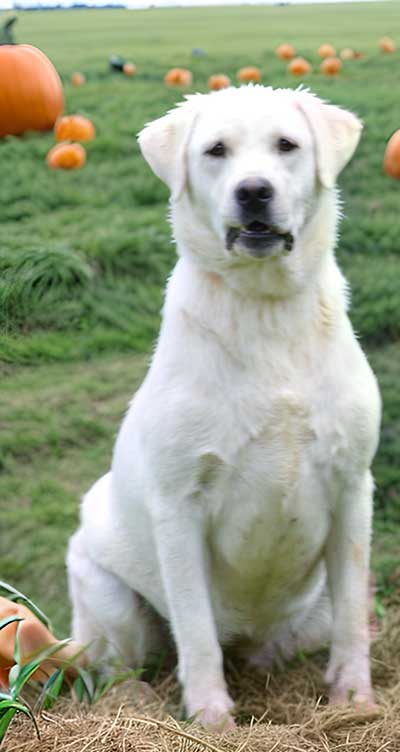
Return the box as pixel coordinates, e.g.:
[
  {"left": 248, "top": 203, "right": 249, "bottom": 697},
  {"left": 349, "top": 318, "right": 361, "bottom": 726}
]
[{"left": 67, "top": 528, "right": 167, "bottom": 671}]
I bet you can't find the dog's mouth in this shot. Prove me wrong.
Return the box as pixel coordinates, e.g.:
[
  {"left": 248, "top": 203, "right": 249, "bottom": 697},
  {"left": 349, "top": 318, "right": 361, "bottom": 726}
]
[{"left": 226, "top": 222, "right": 294, "bottom": 257}]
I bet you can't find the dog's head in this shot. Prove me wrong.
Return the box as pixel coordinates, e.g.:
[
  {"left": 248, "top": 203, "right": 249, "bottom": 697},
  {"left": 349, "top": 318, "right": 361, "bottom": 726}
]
[{"left": 139, "top": 86, "right": 361, "bottom": 286}]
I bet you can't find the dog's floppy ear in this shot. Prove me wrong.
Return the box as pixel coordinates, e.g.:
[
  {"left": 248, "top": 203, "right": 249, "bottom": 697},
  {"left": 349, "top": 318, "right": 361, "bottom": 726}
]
[
  {"left": 138, "top": 99, "right": 199, "bottom": 201},
  {"left": 295, "top": 90, "right": 362, "bottom": 189}
]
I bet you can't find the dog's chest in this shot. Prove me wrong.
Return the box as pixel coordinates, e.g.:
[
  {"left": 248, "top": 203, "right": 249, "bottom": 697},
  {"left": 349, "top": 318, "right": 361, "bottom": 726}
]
[{"left": 197, "top": 383, "right": 340, "bottom": 615}]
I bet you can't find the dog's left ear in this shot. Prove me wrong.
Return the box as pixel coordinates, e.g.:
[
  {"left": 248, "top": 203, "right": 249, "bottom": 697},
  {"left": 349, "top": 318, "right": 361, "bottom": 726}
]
[
  {"left": 295, "top": 91, "right": 363, "bottom": 189},
  {"left": 138, "top": 99, "right": 199, "bottom": 201}
]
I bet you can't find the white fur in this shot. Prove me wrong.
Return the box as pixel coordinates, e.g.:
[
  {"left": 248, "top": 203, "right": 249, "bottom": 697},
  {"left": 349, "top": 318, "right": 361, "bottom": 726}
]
[{"left": 67, "top": 86, "right": 381, "bottom": 727}]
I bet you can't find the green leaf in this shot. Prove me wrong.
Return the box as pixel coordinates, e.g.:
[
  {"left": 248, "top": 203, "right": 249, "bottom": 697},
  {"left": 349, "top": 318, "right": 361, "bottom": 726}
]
[
  {"left": 13, "top": 621, "right": 22, "bottom": 666},
  {"left": 0, "top": 615, "right": 24, "bottom": 630},
  {"left": 74, "top": 668, "right": 95, "bottom": 704},
  {"left": 0, "top": 581, "right": 51, "bottom": 630},
  {"left": 93, "top": 668, "right": 142, "bottom": 702},
  {"left": 8, "top": 665, "right": 20, "bottom": 696},
  {"left": 0, "top": 707, "right": 16, "bottom": 743},
  {"left": 73, "top": 675, "right": 85, "bottom": 703},
  {"left": 11, "top": 639, "right": 71, "bottom": 697},
  {"left": 0, "top": 699, "right": 32, "bottom": 716},
  {"left": 43, "top": 669, "right": 64, "bottom": 710}
]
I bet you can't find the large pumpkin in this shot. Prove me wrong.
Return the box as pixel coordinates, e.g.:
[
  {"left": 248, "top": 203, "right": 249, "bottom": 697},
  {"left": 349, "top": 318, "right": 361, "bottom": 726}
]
[
  {"left": 383, "top": 129, "right": 400, "bottom": 179},
  {"left": 0, "top": 18, "right": 63, "bottom": 138}
]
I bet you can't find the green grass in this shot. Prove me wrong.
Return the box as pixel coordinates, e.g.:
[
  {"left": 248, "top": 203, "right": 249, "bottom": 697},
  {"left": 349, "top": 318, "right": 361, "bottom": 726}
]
[{"left": 0, "top": 3, "right": 399, "bottom": 636}]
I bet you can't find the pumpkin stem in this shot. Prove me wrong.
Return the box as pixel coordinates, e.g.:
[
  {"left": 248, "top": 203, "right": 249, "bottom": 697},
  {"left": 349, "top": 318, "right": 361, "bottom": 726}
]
[{"left": 0, "top": 16, "right": 17, "bottom": 45}]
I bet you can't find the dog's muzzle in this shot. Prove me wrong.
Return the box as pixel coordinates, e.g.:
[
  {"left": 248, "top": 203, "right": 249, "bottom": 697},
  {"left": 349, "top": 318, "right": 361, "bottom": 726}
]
[
  {"left": 226, "top": 223, "right": 294, "bottom": 257},
  {"left": 227, "top": 178, "right": 294, "bottom": 257}
]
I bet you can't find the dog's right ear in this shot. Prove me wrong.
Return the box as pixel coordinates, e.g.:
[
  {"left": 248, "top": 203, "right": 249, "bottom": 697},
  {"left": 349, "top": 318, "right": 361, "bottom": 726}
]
[{"left": 138, "top": 100, "right": 199, "bottom": 202}]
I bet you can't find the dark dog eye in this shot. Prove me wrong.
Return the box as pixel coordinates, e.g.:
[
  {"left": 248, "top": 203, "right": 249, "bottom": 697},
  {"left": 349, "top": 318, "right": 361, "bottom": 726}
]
[
  {"left": 278, "top": 138, "right": 298, "bottom": 153},
  {"left": 205, "top": 142, "right": 226, "bottom": 158}
]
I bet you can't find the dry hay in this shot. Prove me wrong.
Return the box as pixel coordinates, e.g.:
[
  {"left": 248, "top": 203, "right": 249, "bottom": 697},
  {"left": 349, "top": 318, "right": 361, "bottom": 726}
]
[{"left": 6, "top": 603, "right": 400, "bottom": 752}]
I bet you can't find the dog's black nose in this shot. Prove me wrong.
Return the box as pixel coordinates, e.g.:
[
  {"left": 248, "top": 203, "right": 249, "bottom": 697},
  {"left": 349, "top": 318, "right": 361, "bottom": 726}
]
[{"left": 235, "top": 178, "right": 274, "bottom": 210}]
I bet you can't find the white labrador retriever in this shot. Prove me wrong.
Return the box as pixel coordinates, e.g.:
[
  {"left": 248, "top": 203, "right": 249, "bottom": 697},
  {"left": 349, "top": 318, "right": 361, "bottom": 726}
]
[{"left": 67, "top": 85, "right": 381, "bottom": 727}]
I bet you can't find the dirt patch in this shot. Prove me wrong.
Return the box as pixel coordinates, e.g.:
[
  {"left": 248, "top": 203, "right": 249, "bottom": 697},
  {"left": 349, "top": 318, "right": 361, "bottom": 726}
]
[{"left": 6, "top": 604, "right": 400, "bottom": 752}]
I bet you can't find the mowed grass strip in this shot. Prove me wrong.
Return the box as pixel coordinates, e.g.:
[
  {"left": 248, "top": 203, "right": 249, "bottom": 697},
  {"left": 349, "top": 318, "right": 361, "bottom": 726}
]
[{"left": 0, "top": 353, "right": 148, "bottom": 634}]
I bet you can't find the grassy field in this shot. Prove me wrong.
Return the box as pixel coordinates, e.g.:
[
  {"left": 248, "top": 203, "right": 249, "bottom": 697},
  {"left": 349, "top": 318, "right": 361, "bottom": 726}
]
[{"left": 0, "top": 2, "right": 399, "bottom": 636}]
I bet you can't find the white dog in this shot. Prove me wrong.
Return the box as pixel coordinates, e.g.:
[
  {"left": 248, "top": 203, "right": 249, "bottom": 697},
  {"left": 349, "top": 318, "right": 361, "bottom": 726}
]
[{"left": 67, "top": 85, "right": 381, "bottom": 728}]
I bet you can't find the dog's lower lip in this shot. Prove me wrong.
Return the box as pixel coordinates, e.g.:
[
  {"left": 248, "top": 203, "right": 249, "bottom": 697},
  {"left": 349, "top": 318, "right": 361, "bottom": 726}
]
[{"left": 226, "top": 225, "right": 294, "bottom": 253}]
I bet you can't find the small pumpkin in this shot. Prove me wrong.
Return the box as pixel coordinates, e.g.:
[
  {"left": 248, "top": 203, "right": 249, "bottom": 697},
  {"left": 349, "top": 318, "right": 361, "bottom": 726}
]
[
  {"left": 237, "top": 66, "right": 261, "bottom": 83},
  {"left": 340, "top": 48, "right": 355, "bottom": 60},
  {"left": 320, "top": 57, "right": 342, "bottom": 76},
  {"left": 288, "top": 57, "right": 312, "bottom": 76},
  {"left": 383, "top": 130, "right": 400, "bottom": 179},
  {"left": 47, "top": 142, "right": 86, "bottom": 170},
  {"left": 164, "top": 68, "right": 193, "bottom": 87},
  {"left": 208, "top": 74, "right": 230, "bottom": 90},
  {"left": 123, "top": 62, "right": 136, "bottom": 76},
  {"left": 55, "top": 115, "right": 95, "bottom": 143},
  {"left": 318, "top": 43, "right": 336, "bottom": 58},
  {"left": 0, "top": 17, "right": 63, "bottom": 138},
  {"left": 71, "top": 71, "right": 86, "bottom": 86},
  {"left": 276, "top": 43, "right": 295, "bottom": 61},
  {"left": 0, "top": 596, "right": 84, "bottom": 688},
  {"left": 379, "top": 37, "right": 396, "bottom": 53}
]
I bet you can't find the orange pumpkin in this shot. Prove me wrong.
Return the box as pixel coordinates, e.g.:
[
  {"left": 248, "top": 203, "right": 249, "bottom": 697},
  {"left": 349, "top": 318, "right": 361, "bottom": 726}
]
[
  {"left": 288, "top": 57, "right": 312, "bottom": 76},
  {"left": 383, "top": 130, "right": 400, "bottom": 179},
  {"left": 340, "top": 48, "right": 355, "bottom": 60},
  {"left": 71, "top": 72, "right": 86, "bottom": 86},
  {"left": 46, "top": 142, "right": 86, "bottom": 170},
  {"left": 237, "top": 66, "right": 261, "bottom": 83},
  {"left": 379, "top": 37, "right": 396, "bottom": 53},
  {"left": 55, "top": 115, "right": 96, "bottom": 142},
  {"left": 318, "top": 43, "right": 336, "bottom": 58},
  {"left": 208, "top": 74, "right": 231, "bottom": 90},
  {"left": 276, "top": 43, "right": 296, "bottom": 61},
  {"left": 164, "top": 68, "right": 193, "bottom": 87},
  {"left": 123, "top": 62, "right": 136, "bottom": 77},
  {"left": 0, "top": 27, "right": 63, "bottom": 138},
  {"left": 320, "top": 57, "right": 342, "bottom": 76},
  {"left": 0, "top": 596, "right": 84, "bottom": 688}
]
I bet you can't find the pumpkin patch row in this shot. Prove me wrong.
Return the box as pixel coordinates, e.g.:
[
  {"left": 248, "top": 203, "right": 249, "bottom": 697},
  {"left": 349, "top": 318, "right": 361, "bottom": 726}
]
[
  {"left": 163, "top": 35, "right": 397, "bottom": 88},
  {"left": 68, "top": 36, "right": 398, "bottom": 92},
  {"left": 0, "top": 18, "right": 398, "bottom": 179}
]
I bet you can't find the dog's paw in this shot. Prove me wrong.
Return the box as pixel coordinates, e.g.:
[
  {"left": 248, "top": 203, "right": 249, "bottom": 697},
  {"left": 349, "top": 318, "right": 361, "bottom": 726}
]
[
  {"left": 187, "top": 690, "right": 235, "bottom": 730},
  {"left": 329, "top": 681, "right": 376, "bottom": 709},
  {"left": 325, "top": 656, "right": 375, "bottom": 709}
]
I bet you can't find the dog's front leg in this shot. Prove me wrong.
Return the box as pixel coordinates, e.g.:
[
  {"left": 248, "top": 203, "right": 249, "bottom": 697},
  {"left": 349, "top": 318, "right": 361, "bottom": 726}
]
[
  {"left": 325, "top": 470, "right": 375, "bottom": 706},
  {"left": 153, "top": 499, "right": 235, "bottom": 728}
]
